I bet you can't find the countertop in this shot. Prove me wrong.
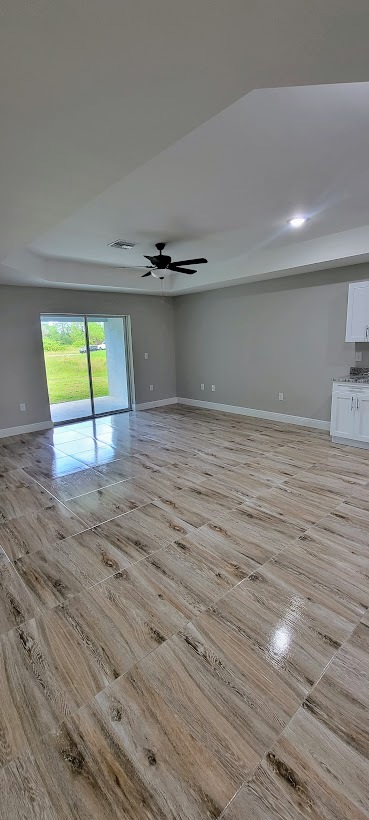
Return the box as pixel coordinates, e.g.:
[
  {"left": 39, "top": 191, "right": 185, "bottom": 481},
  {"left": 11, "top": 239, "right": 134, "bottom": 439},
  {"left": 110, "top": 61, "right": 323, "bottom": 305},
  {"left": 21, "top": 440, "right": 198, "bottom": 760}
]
[
  {"left": 333, "top": 368, "right": 369, "bottom": 384},
  {"left": 333, "top": 378, "right": 369, "bottom": 384}
]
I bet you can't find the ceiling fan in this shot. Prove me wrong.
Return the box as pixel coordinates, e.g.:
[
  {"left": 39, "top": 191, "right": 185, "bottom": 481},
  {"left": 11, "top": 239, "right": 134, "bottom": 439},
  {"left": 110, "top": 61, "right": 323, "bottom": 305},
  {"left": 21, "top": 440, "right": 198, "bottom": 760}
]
[{"left": 140, "top": 242, "right": 208, "bottom": 279}]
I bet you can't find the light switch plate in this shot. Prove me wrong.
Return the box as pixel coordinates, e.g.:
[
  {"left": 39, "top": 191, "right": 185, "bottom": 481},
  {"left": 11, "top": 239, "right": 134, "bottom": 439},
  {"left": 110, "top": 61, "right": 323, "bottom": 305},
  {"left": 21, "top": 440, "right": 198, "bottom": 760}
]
[{"left": 355, "top": 351, "right": 363, "bottom": 362}]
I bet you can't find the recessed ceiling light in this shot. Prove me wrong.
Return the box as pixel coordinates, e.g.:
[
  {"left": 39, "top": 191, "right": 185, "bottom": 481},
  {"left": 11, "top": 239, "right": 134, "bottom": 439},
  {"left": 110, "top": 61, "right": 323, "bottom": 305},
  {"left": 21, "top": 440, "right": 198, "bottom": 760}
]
[
  {"left": 288, "top": 216, "right": 308, "bottom": 228},
  {"left": 108, "top": 240, "right": 136, "bottom": 249}
]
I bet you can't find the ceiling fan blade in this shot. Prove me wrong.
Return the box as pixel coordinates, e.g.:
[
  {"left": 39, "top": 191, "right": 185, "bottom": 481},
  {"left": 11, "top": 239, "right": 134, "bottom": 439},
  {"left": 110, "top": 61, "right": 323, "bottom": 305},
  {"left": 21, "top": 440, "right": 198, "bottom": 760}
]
[
  {"left": 141, "top": 271, "right": 152, "bottom": 277},
  {"left": 168, "top": 265, "right": 196, "bottom": 274},
  {"left": 171, "top": 257, "right": 207, "bottom": 266},
  {"left": 115, "top": 264, "right": 155, "bottom": 269},
  {"left": 144, "top": 255, "right": 159, "bottom": 265}
]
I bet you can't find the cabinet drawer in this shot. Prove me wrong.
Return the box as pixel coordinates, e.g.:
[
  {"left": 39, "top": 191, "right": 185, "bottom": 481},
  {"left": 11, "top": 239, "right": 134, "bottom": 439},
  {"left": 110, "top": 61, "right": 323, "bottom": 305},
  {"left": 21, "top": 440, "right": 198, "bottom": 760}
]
[
  {"left": 333, "top": 384, "right": 369, "bottom": 395},
  {"left": 333, "top": 385, "right": 355, "bottom": 396}
]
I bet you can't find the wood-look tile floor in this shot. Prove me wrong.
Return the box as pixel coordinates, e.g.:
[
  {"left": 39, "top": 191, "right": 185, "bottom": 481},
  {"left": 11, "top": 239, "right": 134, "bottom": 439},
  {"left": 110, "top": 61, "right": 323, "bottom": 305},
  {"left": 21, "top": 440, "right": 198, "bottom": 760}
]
[{"left": 0, "top": 406, "right": 368, "bottom": 819}]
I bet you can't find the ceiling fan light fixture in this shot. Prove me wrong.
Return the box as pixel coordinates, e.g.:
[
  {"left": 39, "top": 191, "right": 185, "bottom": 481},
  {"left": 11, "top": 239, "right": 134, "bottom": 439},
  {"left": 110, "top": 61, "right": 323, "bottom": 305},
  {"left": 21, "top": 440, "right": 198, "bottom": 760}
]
[{"left": 288, "top": 215, "right": 308, "bottom": 228}]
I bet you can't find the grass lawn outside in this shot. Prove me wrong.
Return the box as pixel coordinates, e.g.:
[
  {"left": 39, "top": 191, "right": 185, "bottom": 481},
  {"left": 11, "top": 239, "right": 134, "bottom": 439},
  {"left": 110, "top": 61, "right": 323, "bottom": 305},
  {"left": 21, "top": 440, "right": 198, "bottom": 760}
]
[{"left": 44, "top": 350, "right": 109, "bottom": 404}]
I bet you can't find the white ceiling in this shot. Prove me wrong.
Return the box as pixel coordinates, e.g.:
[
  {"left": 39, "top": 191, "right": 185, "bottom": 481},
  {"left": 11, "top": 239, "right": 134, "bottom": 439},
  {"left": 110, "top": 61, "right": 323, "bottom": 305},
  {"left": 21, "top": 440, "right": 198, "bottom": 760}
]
[{"left": 1, "top": 1, "right": 369, "bottom": 295}]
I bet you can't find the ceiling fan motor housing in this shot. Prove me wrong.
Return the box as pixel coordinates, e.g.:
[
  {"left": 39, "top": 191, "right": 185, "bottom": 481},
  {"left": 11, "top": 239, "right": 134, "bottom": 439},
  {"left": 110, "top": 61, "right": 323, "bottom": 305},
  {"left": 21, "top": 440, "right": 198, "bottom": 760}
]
[{"left": 156, "top": 254, "right": 171, "bottom": 268}]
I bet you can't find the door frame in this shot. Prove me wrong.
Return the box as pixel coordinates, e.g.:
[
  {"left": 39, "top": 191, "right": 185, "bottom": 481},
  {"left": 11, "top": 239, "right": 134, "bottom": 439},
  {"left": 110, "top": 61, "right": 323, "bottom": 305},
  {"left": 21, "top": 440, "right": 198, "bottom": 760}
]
[{"left": 40, "top": 312, "right": 135, "bottom": 425}]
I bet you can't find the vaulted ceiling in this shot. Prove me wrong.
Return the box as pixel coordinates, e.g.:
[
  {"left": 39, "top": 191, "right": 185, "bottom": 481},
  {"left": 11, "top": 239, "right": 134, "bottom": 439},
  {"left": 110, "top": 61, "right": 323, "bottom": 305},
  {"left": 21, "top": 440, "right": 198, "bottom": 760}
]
[{"left": 1, "top": 1, "right": 369, "bottom": 294}]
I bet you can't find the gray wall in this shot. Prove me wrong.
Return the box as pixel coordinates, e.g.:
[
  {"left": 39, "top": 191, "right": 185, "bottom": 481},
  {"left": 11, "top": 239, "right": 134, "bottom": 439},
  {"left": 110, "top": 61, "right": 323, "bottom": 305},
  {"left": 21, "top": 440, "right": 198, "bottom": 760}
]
[
  {"left": 174, "top": 265, "right": 369, "bottom": 422},
  {"left": 0, "top": 285, "right": 175, "bottom": 430},
  {"left": 2, "top": 264, "right": 369, "bottom": 433}
]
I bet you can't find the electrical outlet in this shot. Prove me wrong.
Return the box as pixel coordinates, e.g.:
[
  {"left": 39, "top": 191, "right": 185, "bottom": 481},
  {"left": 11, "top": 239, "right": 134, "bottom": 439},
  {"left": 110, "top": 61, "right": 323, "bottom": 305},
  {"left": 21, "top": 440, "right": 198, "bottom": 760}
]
[
  {"left": 211, "top": 385, "right": 215, "bottom": 392},
  {"left": 20, "top": 403, "right": 26, "bottom": 412},
  {"left": 149, "top": 384, "right": 154, "bottom": 392},
  {"left": 201, "top": 383, "right": 205, "bottom": 391},
  {"left": 278, "top": 392, "right": 284, "bottom": 401},
  {"left": 355, "top": 351, "right": 363, "bottom": 362},
  {"left": 144, "top": 352, "right": 149, "bottom": 360}
]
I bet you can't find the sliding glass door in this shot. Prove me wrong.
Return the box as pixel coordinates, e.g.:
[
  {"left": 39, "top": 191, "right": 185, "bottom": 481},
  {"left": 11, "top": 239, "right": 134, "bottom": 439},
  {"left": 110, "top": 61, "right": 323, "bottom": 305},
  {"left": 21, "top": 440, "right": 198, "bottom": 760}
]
[
  {"left": 40, "top": 314, "right": 131, "bottom": 424},
  {"left": 41, "top": 316, "right": 93, "bottom": 423},
  {"left": 87, "top": 317, "right": 129, "bottom": 417}
]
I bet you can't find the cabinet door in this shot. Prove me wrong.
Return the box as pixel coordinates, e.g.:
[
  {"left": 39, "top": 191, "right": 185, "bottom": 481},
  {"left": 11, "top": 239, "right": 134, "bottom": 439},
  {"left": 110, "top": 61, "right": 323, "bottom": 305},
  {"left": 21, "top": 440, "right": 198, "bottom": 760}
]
[
  {"left": 354, "top": 393, "right": 369, "bottom": 442},
  {"left": 346, "top": 282, "right": 369, "bottom": 342},
  {"left": 330, "top": 392, "right": 355, "bottom": 438}
]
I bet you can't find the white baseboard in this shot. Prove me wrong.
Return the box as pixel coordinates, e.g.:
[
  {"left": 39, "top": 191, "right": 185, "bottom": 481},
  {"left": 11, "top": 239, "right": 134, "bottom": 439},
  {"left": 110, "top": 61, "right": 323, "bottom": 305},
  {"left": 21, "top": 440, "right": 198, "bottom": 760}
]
[
  {"left": 134, "top": 397, "right": 178, "bottom": 411},
  {"left": 1, "top": 401, "right": 328, "bottom": 436},
  {"left": 332, "top": 436, "right": 369, "bottom": 449},
  {"left": 0, "top": 420, "right": 53, "bottom": 439},
  {"left": 177, "top": 397, "right": 330, "bottom": 431}
]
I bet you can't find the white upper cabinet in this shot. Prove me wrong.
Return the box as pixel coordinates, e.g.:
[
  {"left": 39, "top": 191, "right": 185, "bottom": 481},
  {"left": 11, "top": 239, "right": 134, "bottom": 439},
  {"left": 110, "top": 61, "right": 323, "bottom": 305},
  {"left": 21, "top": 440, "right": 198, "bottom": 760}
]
[{"left": 346, "top": 281, "right": 369, "bottom": 342}]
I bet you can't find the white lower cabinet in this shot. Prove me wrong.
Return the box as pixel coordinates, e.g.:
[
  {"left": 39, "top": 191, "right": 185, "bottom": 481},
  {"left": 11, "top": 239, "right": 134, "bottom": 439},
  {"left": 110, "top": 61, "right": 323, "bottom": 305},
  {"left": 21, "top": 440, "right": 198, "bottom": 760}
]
[
  {"left": 331, "top": 384, "right": 369, "bottom": 446},
  {"left": 354, "top": 391, "right": 369, "bottom": 442}
]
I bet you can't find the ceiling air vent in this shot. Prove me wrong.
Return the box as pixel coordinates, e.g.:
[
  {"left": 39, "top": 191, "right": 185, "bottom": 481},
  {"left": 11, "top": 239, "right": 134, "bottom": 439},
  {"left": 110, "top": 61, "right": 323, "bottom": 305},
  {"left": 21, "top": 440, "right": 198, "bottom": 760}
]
[{"left": 108, "top": 240, "right": 136, "bottom": 249}]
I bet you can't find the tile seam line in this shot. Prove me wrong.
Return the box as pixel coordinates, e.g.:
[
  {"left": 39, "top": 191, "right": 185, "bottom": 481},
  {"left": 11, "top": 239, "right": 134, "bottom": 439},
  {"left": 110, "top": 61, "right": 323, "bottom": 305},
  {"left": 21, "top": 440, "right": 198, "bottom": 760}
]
[
  {"left": 1, "top": 471, "right": 366, "bottom": 654},
  {"left": 25, "top": 471, "right": 147, "bottom": 504},
  {"left": 0, "top": 487, "right": 320, "bottom": 750},
  {"left": 0, "top": 474, "right": 355, "bottom": 586},
  {"left": 3, "top": 515, "right": 361, "bottom": 798},
  {"left": 218, "top": 607, "right": 368, "bottom": 819},
  {"left": 2, "top": 491, "right": 361, "bottom": 754},
  {"left": 0, "top": 500, "right": 155, "bottom": 563},
  {"left": 0, "top": 495, "right": 250, "bottom": 599},
  {"left": 23, "top": 451, "right": 216, "bottom": 504},
  {"left": 0, "top": 560, "right": 262, "bottom": 774}
]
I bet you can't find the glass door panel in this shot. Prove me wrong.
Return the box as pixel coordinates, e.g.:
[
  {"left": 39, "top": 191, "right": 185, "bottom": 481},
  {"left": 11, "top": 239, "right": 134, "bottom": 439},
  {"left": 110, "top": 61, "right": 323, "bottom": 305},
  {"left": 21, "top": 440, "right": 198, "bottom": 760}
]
[
  {"left": 86, "top": 317, "right": 130, "bottom": 415},
  {"left": 40, "top": 315, "right": 93, "bottom": 423}
]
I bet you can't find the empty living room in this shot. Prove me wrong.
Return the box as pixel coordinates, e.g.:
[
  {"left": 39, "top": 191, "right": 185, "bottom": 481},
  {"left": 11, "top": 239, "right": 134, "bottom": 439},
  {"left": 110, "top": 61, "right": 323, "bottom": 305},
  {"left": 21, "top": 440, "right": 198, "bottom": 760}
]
[{"left": 1, "top": 3, "right": 369, "bottom": 818}]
